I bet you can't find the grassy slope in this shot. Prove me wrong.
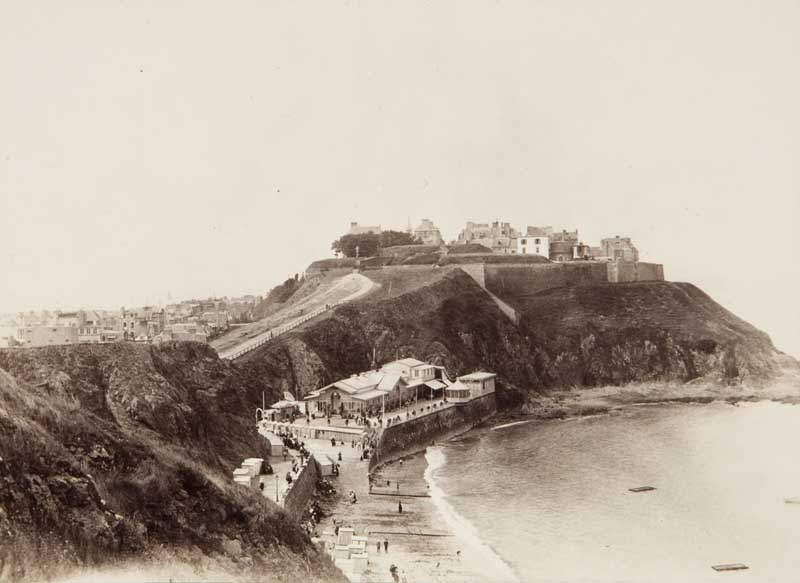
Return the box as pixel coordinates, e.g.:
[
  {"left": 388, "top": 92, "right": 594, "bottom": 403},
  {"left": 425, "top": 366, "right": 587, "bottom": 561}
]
[{"left": 0, "top": 343, "right": 344, "bottom": 583}]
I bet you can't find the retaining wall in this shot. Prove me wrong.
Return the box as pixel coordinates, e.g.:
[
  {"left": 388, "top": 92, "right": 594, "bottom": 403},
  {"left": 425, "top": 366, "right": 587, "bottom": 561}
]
[
  {"left": 635, "top": 261, "right": 665, "bottom": 281},
  {"left": 484, "top": 262, "right": 609, "bottom": 298},
  {"left": 368, "top": 393, "right": 497, "bottom": 472},
  {"left": 283, "top": 455, "right": 321, "bottom": 521},
  {"left": 606, "top": 261, "right": 665, "bottom": 283},
  {"left": 457, "top": 263, "right": 486, "bottom": 288}
]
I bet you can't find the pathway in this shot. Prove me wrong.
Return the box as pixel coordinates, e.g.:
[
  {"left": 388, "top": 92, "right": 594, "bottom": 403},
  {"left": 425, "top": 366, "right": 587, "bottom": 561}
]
[{"left": 216, "top": 273, "right": 377, "bottom": 360}]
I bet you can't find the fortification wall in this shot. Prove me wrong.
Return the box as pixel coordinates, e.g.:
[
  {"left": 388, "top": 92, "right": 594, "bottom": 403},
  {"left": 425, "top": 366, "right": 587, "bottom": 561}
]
[
  {"left": 361, "top": 264, "right": 451, "bottom": 275},
  {"left": 283, "top": 455, "right": 320, "bottom": 521},
  {"left": 484, "top": 262, "right": 609, "bottom": 298},
  {"left": 368, "top": 394, "right": 496, "bottom": 472},
  {"left": 637, "top": 262, "right": 665, "bottom": 281},
  {"left": 607, "top": 260, "right": 634, "bottom": 283},
  {"left": 606, "top": 261, "right": 665, "bottom": 283},
  {"left": 457, "top": 263, "right": 486, "bottom": 288}
]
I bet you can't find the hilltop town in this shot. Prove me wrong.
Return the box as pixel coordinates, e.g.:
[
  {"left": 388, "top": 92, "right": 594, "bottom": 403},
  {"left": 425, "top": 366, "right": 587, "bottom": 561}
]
[{"left": 344, "top": 218, "right": 640, "bottom": 263}]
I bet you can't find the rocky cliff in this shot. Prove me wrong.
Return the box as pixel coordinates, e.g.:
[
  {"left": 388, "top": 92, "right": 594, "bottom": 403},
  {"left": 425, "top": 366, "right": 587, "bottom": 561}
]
[
  {"left": 239, "top": 269, "right": 787, "bottom": 408},
  {"left": 0, "top": 343, "right": 343, "bottom": 583}
]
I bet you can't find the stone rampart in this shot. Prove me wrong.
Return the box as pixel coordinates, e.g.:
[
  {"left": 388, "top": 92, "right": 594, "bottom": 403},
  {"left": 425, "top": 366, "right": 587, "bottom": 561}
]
[
  {"left": 456, "top": 263, "right": 486, "bottom": 288},
  {"left": 606, "top": 261, "right": 665, "bottom": 283},
  {"left": 636, "top": 262, "right": 665, "bottom": 281},
  {"left": 484, "top": 262, "right": 609, "bottom": 298}
]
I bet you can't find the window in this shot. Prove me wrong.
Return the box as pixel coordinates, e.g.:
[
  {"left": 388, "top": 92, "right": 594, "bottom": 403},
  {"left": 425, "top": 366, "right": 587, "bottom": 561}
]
[
  {"left": 535, "top": 238, "right": 540, "bottom": 244},
  {"left": 521, "top": 239, "right": 527, "bottom": 245}
]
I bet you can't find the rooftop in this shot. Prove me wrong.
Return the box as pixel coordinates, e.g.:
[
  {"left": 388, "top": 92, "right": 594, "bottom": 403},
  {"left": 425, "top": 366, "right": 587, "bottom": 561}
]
[
  {"left": 393, "top": 358, "right": 426, "bottom": 367},
  {"left": 457, "top": 372, "right": 497, "bottom": 381}
]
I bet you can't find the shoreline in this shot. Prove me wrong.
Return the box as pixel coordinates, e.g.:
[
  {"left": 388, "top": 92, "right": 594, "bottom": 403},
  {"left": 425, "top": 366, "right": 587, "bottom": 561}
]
[
  {"left": 321, "top": 375, "right": 800, "bottom": 582},
  {"left": 506, "top": 374, "right": 800, "bottom": 424}
]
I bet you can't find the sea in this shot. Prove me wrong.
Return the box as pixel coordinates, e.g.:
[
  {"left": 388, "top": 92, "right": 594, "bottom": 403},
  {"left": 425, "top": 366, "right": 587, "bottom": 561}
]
[{"left": 424, "top": 400, "right": 800, "bottom": 583}]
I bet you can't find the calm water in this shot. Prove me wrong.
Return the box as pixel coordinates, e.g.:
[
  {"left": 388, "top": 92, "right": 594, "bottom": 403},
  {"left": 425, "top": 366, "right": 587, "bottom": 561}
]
[{"left": 427, "top": 401, "right": 800, "bottom": 583}]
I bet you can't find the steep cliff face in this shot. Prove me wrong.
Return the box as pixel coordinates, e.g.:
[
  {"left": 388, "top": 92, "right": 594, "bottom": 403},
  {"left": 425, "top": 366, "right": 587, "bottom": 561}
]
[
  {"left": 0, "top": 343, "right": 342, "bottom": 583},
  {"left": 240, "top": 270, "right": 785, "bottom": 408},
  {"left": 512, "top": 281, "right": 780, "bottom": 388}
]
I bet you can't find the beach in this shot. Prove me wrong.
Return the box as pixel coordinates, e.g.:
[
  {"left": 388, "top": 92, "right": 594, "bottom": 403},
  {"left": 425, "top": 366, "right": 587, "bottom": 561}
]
[
  {"left": 314, "top": 371, "right": 800, "bottom": 583},
  {"left": 314, "top": 438, "right": 513, "bottom": 583}
]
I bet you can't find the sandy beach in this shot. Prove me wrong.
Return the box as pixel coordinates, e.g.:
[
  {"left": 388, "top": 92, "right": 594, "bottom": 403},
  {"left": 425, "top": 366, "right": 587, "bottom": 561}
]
[
  {"left": 312, "top": 438, "right": 513, "bottom": 583},
  {"left": 312, "top": 370, "right": 800, "bottom": 583}
]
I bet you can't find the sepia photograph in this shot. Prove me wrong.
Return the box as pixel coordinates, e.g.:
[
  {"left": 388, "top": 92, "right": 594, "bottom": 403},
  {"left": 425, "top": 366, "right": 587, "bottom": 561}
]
[{"left": 1, "top": 1, "right": 799, "bottom": 582}]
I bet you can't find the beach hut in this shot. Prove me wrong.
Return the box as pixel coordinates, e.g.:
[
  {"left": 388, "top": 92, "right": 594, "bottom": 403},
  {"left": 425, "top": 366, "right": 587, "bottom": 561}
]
[
  {"left": 233, "top": 468, "right": 257, "bottom": 488},
  {"left": 242, "top": 458, "right": 264, "bottom": 475},
  {"left": 318, "top": 454, "right": 335, "bottom": 477},
  {"left": 268, "top": 399, "right": 301, "bottom": 421},
  {"left": 263, "top": 432, "right": 285, "bottom": 457}
]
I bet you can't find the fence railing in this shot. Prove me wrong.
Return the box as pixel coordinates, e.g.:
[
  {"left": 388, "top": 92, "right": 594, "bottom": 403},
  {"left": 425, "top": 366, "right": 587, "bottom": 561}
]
[{"left": 221, "top": 299, "right": 344, "bottom": 360}]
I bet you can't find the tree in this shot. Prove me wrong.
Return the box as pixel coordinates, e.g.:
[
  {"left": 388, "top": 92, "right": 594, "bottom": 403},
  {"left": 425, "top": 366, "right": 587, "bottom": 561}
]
[
  {"left": 331, "top": 230, "right": 421, "bottom": 258},
  {"left": 331, "top": 233, "right": 380, "bottom": 258},
  {"left": 380, "top": 230, "right": 420, "bottom": 248}
]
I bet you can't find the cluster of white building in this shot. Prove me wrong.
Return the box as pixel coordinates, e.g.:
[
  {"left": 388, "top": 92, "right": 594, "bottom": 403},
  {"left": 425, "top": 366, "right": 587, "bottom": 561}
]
[
  {"left": 303, "top": 357, "right": 496, "bottom": 417},
  {"left": 347, "top": 219, "right": 640, "bottom": 263}
]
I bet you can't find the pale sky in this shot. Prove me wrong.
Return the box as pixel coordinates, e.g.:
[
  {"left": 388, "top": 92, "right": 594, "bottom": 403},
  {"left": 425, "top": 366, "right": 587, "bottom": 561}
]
[{"left": 1, "top": 1, "right": 798, "bottom": 356}]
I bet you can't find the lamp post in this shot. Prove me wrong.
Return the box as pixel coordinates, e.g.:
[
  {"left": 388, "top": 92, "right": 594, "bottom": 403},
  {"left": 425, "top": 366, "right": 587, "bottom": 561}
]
[{"left": 275, "top": 474, "right": 279, "bottom": 503}]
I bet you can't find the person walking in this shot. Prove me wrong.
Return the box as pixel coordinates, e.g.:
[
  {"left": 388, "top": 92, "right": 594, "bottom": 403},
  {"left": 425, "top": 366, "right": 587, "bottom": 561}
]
[
  {"left": 398, "top": 500, "right": 403, "bottom": 514},
  {"left": 376, "top": 540, "right": 381, "bottom": 554},
  {"left": 383, "top": 538, "right": 389, "bottom": 553}
]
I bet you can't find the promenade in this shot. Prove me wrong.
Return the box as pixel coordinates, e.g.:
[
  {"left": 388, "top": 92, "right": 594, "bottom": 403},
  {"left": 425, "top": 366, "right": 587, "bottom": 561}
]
[{"left": 260, "top": 395, "right": 454, "bottom": 441}]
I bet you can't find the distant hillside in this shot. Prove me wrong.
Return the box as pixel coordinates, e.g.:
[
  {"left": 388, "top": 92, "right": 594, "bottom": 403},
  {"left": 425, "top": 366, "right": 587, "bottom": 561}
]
[
  {"left": 0, "top": 342, "right": 343, "bottom": 582},
  {"left": 239, "top": 269, "right": 787, "bottom": 407}
]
